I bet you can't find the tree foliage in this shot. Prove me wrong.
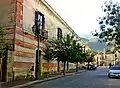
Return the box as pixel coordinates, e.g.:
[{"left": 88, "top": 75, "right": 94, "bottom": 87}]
[
  {"left": 48, "top": 34, "right": 91, "bottom": 73},
  {"left": 49, "top": 34, "right": 75, "bottom": 74},
  {"left": 43, "top": 45, "right": 54, "bottom": 74},
  {"left": 70, "top": 40, "right": 83, "bottom": 63},
  {"left": 49, "top": 34, "right": 74, "bottom": 62},
  {"left": 94, "top": 0, "right": 120, "bottom": 52},
  {"left": 43, "top": 46, "right": 54, "bottom": 63}
]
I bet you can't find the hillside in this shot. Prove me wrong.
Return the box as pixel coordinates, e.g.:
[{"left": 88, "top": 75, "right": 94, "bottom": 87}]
[
  {"left": 80, "top": 37, "right": 108, "bottom": 52},
  {"left": 88, "top": 41, "right": 107, "bottom": 52},
  {"left": 80, "top": 37, "right": 89, "bottom": 43}
]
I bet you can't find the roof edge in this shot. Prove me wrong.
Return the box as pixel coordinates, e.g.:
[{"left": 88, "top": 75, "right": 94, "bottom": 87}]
[
  {"left": 41, "top": 0, "right": 72, "bottom": 30},
  {"left": 41, "top": 1, "right": 80, "bottom": 34},
  {"left": 40, "top": 0, "right": 81, "bottom": 40}
]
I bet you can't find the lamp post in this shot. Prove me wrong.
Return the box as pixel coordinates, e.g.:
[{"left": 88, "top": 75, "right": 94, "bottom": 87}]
[
  {"left": 32, "top": 11, "right": 45, "bottom": 80},
  {"left": 32, "top": 25, "right": 41, "bottom": 80},
  {"left": 36, "top": 35, "right": 40, "bottom": 80}
]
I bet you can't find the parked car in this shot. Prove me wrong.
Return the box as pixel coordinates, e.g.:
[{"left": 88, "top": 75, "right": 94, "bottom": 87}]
[
  {"left": 87, "top": 64, "right": 97, "bottom": 70},
  {"left": 108, "top": 65, "right": 120, "bottom": 78}
]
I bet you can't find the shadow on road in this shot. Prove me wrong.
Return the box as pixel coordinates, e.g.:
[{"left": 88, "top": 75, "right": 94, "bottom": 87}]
[{"left": 94, "top": 74, "right": 108, "bottom": 79}]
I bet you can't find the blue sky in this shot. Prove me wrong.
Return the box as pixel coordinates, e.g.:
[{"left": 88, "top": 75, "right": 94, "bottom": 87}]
[{"left": 45, "top": 0, "right": 119, "bottom": 38}]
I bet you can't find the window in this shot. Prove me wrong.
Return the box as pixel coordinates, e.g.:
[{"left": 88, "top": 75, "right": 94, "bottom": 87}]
[
  {"left": 110, "top": 66, "right": 120, "bottom": 70},
  {"left": 57, "top": 28, "right": 62, "bottom": 40},
  {"left": 35, "top": 11, "right": 45, "bottom": 35}
]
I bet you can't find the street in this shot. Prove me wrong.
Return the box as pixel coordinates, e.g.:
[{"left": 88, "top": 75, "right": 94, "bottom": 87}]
[{"left": 23, "top": 67, "right": 120, "bottom": 88}]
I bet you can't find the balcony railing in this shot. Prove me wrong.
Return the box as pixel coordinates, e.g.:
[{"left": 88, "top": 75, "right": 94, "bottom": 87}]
[{"left": 41, "top": 30, "right": 48, "bottom": 39}]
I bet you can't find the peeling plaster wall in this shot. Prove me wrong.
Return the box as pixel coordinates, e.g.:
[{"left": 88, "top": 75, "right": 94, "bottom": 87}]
[
  {"left": 0, "top": 0, "right": 16, "bottom": 44},
  {"left": 23, "top": 0, "right": 71, "bottom": 40},
  {"left": 0, "top": 0, "right": 16, "bottom": 27}
]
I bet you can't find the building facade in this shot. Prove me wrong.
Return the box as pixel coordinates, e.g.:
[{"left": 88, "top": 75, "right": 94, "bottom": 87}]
[
  {"left": 0, "top": 0, "right": 81, "bottom": 82},
  {"left": 94, "top": 52, "right": 116, "bottom": 66}
]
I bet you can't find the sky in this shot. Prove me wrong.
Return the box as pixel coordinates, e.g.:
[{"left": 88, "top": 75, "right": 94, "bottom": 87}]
[{"left": 45, "top": 0, "right": 118, "bottom": 39}]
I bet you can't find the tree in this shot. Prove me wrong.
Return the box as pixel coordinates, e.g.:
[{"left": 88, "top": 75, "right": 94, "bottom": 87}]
[
  {"left": 85, "top": 51, "right": 96, "bottom": 69},
  {"left": 70, "top": 41, "right": 83, "bottom": 72},
  {"left": 57, "top": 34, "right": 74, "bottom": 75},
  {"left": 48, "top": 38, "right": 64, "bottom": 73},
  {"left": 49, "top": 34, "right": 74, "bottom": 75},
  {"left": 94, "top": 0, "right": 120, "bottom": 52},
  {"left": 43, "top": 45, "right": 54, "bottom": 74}
]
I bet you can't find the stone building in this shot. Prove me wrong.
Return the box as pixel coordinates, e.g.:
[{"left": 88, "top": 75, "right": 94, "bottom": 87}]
[
  {"left": 0, "top": 0, "right": 81, "bottom": 82},
  {"left": 94, "top": 52, "right": 116, "bottom": 66}
]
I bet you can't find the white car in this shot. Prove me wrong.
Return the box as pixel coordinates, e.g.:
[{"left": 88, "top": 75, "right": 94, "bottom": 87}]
[{"left": 108, "top": 65, "right": 120, "bottom": 78}]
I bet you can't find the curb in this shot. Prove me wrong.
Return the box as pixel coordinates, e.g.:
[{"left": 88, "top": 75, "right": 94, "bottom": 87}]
[{"left": 9, "top": 70, "right": 86, "bottom": 88}]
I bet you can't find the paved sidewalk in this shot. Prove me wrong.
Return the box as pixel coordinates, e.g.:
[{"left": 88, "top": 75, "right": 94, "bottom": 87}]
[{"left": 1, "top": 70, "right": 86, "bottom": 88}]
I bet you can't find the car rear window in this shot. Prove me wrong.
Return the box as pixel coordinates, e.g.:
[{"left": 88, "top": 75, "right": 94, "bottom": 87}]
[{"left": 110, "top": 66, "right": 120, "bottom": 70}]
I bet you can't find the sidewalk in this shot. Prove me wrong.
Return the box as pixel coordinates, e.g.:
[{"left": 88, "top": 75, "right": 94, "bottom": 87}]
[{"left": 1, "top": 70, "right": 86, "bottom": 88}]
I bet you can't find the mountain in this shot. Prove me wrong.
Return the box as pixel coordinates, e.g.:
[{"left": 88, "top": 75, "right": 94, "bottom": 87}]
[
  {"left": 89, "top": 38, "right": 108, "bottom": 52},
  {"left": 80, "top": 37, "right": 108, "bottom": 52},
  {"left": 80, "top": 37, "right": 89, "bottom": 43},
  {"left": 89, "top": 38, "right": 98, "bottom": 42}
]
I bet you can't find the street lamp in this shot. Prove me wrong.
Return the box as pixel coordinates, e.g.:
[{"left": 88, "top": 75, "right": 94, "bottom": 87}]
[{"left": 32, "top": 11, "right": 45, "bottom": 80}]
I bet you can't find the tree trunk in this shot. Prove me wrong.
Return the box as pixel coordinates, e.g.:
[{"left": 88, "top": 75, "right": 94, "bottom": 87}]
[
  {"left": 57, "top": 59, "right": 60, "bottom": 73},
  {"left": 67, "top": 61, "right": 69, "bottom": 71},
  {"left": 2, "top": 48, "right": 8, "bottom": 82},
  {"left": 76, "top": 62, "right": 78, "bottom": 72},
  {"left": 63, "top": 61, "right": 66, "bottom": 75}
]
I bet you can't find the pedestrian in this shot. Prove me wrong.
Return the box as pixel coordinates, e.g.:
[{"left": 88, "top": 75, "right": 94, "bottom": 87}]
[
  {"left": 30, "top": 65, "right": 34, "bottom": 79},
  {"left": 109, "top": 63, "right": 112, "bottom": 68}
]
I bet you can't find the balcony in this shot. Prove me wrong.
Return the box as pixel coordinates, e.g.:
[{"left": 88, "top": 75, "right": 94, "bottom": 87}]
[{"left": 41, "top": 30, "right": 48, "bottom": 39}]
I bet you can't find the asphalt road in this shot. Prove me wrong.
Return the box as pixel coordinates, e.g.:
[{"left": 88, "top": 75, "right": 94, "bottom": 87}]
[{"left": 23, "top": 67, "right": 120, "bottom": 88}]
